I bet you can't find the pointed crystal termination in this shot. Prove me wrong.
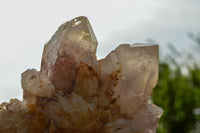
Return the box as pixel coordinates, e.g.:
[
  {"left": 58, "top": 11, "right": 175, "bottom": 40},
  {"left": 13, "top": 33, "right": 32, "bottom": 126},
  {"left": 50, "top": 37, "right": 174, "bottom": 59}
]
[
  {"left": 99, "top": 43, "right": 159, "bottom": 114},
  {"left": 41, "top": 16, "right": 98, "bottom": 94}
]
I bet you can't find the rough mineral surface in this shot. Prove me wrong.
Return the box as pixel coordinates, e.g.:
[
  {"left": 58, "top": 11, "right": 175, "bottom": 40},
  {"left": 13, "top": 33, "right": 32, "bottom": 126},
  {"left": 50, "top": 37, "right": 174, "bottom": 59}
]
[{"left": 0, "top": 16, "right": 163, "bottom": 133}]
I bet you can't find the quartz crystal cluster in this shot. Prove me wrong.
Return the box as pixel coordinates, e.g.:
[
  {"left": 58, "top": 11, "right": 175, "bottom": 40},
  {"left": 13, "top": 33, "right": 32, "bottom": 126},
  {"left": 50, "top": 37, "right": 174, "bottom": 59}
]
[{"left": 0, "top": 16, "right": 163, "bottom": 133}]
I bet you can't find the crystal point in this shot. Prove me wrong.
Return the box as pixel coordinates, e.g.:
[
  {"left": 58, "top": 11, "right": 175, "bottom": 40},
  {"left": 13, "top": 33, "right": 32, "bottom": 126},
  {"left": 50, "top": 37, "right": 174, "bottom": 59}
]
[
  {"left": 99, "top": 44, "right": 159, "bottom": 114},
  {"left": 0, "top": 16, "right": 163, "bottom": 133},
  {"left": 41, "top": 16, "right": 98, "bottom": 94}
]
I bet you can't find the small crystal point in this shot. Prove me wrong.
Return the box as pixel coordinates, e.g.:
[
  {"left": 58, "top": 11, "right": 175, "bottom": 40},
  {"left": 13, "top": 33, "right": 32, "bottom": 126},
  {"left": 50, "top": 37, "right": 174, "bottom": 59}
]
[
  {"left": 40, "top": 16, "right": 98, "bottom": 94},
  {"left": 133, "top": 104, "right": 163, "bottom": 133}
]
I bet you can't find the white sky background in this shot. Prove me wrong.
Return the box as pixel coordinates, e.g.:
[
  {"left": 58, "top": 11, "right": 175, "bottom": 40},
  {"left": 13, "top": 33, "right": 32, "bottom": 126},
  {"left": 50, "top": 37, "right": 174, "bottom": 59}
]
[{"left": 0, "top": 0, "right": 200, "bottom": 103}]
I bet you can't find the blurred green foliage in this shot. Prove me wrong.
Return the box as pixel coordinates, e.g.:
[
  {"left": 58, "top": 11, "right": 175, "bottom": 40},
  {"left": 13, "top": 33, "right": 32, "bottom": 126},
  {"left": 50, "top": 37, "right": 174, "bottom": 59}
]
[{"left": 152, "top": 33, "right": 200, "bottom": 133}]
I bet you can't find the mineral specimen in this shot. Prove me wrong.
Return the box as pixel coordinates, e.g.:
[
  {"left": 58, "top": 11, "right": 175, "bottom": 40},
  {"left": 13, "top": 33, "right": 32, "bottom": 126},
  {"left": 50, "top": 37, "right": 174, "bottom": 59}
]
[{"left": 0, "top": 16, "right": 163, "bottom": 133}]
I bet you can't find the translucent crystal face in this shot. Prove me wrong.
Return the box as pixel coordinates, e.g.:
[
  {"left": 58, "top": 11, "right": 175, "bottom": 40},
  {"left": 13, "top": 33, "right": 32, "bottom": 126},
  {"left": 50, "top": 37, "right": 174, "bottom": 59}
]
[
  {"left": 0, "top": 16, "right": 163, "bottom": 133},
  {"left": 40, "top": 16, "right": 98, "bottom": 95},
  {"left": 100, "top": 44, "right": 159, "bottom": 115}
]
